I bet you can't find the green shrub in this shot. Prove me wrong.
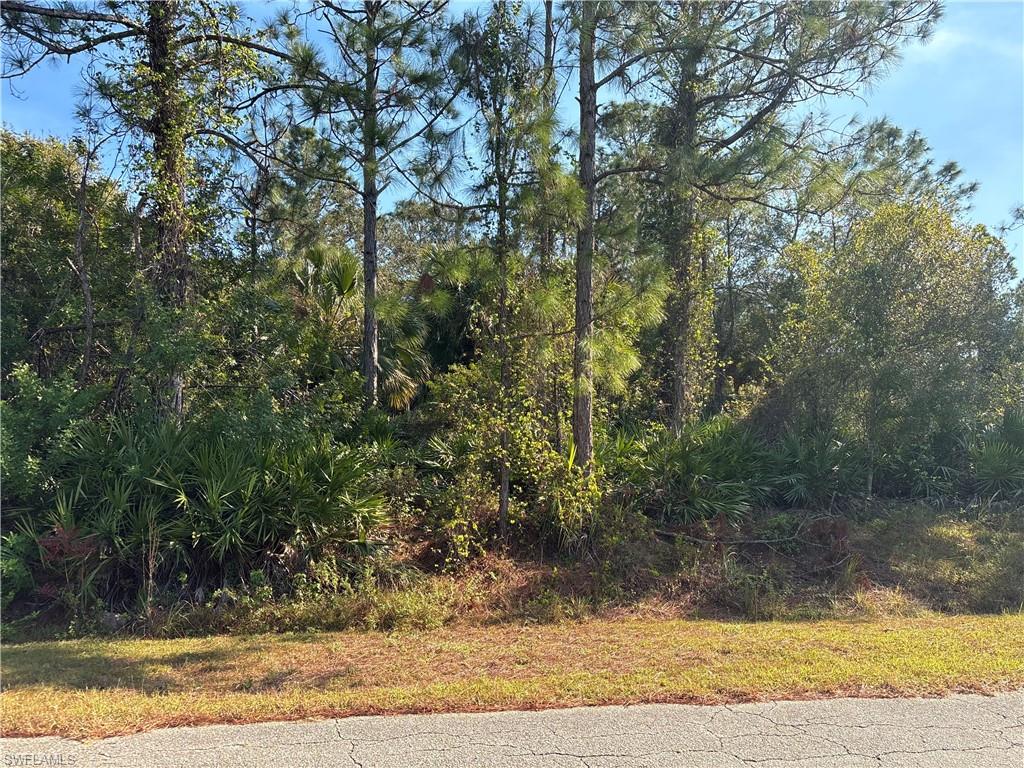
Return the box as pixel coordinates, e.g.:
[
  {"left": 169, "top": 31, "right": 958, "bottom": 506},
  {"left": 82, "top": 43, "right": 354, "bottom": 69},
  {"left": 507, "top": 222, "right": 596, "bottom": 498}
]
[
  {"left": 16, "top": 414, "right": 386, "bottom": 615},
  {"left": 606, "top": 417, "right": 771, "bottom": 525},
  {"left": 999, "top": 408, "right": 1024, "bottom": 450},
  {"left": 971, "top": 440, "right": 1024, "bottom": 499},
  {"left": 968, "top": 408, "right": 1024, "bottom": 499},
  {"left": 713, "top": 555, "right": 790, "bottom": 620},
  {"left": 424, "top": 363, "right": 598, "bottom": 558},
  {"left": 879, "top": 450, "right": 961, "bottom": 500},
  {"left": 0, "top": 365, "right": 101, "bottom": 506},
  {"left": 770, "top": 431, "right": 868, "bottom": 507},
  {"left": 0, "top": 531, "right": 35, "bottom": 610}
]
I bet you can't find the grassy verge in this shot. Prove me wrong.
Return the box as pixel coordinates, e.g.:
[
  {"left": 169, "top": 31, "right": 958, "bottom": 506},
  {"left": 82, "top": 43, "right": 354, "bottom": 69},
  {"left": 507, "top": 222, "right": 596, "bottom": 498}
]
[{"left": 2, "top": 613, "right": 1022, "bottom": 739}]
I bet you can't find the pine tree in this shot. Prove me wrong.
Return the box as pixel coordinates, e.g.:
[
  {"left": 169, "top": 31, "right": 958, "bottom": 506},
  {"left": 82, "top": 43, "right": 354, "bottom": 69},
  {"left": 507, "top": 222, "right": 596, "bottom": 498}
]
[
  {"left": 453, "top": 0, "right": 552, "bottom": 536},
  {"left": 290, "top": 0, "right": 459, "bottom": 407},
  {"left": 628, "top": 1, "right": 939, "bottom": 431}
]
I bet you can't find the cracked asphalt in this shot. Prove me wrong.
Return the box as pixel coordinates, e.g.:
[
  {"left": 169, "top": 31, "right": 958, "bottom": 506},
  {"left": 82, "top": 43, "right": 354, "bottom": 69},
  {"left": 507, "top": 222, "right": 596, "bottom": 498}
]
[{"left": 2, "top": 692, "right": 1021, "bottom": 767}]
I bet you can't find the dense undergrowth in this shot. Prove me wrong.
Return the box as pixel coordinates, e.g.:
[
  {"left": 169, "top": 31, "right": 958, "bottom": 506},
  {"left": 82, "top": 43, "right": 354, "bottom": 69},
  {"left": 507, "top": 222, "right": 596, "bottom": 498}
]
[
  {"left": 3, "top": 126, "right": 1023, "bottom": 640},
  {"left": 3, "top": 357, "right": 1023, "bottom": 639},
  {"left": 4, "top": 459, "right": 1022, "bottom": 643},
  {"left": 153, "top": 500, "right": 1024, "bottom": 637}
]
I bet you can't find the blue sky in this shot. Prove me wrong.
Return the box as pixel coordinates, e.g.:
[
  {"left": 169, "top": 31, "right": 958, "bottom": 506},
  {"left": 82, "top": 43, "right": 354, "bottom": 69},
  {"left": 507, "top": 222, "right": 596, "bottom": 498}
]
[
  {"left": 2, "top": 0, "right": 1022, "bottom": 269},
  {"left": 822, "top": 0, "right": 1024, "bottom": 267}
]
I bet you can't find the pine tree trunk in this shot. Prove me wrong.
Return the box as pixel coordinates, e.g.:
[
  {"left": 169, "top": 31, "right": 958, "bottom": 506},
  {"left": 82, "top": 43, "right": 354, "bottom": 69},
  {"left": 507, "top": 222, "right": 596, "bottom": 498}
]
[
  {"left": 666, "top": 195, "right": 695, "bottom": 434},
  {"left": 112, "top": 195, "right": 149, "bottom": 412},
  {"left": 572, "top": 0, "right": 596, "bottom": 469},
  {"left": 147, "top": 0, "right": 188, "bottom": 418},
  {"left": 72, "top": 148, "right": 95, "bottom": 387},
  {"left": 543, "top": 0, "right": 554, "bottom": 93},
  {"left": 362, "top": 162, "right": 379, "bottom": 408},
  {"left": 497, "top": 186, "right": 511, "bottom": 539},
  {"left": 541, "top": 0, "right": 560, "bottom": 448},
  {"left": 665, "top": 57, "right": 698, "bottom": 436},
  {"left": 667, "top": 259, "right": 692, "bottom": 435},
  {"left": 361, "top": 4, "right": 380, "bottom": 408}
]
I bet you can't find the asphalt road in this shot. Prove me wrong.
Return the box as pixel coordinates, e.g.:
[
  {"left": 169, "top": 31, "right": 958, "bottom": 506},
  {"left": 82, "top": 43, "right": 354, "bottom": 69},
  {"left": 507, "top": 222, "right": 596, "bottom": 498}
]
[{"left": 2, "top": 692, "right": 1021, "bottom": 767}]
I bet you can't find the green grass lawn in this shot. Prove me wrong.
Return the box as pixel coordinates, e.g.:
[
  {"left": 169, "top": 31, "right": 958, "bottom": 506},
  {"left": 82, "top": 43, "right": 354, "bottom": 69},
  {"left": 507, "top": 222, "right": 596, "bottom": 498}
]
[{"left": 2, "top": 613, "right": 1021, "bottom": 739}]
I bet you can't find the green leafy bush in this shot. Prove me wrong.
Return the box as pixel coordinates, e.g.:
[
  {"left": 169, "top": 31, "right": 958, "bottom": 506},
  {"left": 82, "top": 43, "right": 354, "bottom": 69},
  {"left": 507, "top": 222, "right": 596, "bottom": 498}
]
[
  {"left": 606, "top": 417, "right": 771, "bottom": 525},
  {"left": 0, "top": 531, "right": 35, "bottom": 610},
  {"left": 0, "top": 365, "right": 101, "bottom": 506},
  {"left": 423, "top": 363, "right": 598, "bottom": 560},
  {"left": 770, "top": 431, "right": 868, "bottom": 507},
  {"left": 969, "top": 408, "right": 1024, "bottom": 499},
  {"left": 971, "top": 441, "right": 1024, "bottom": 499},
  {"left": 16, "top": 415, "right": 385, "bottom": 615}
]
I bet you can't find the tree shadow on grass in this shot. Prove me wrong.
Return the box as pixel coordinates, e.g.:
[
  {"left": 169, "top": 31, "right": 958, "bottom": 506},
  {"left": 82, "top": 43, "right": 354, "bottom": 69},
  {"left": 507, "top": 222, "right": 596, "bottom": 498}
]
[
  {"left": 0, "top": 643, "right": 234, "bottom": 693},
  {"left": 477, "top": 503, "right": 1024, "bottom": 623},
  {"left": 850, "top": 503, "right": 1024, "bottom": 614}
]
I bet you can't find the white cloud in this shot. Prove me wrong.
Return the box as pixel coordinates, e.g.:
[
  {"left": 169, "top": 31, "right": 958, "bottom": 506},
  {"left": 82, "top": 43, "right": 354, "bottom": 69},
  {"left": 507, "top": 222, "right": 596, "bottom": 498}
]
[{"left": 902, "top": 23, "right": 1023, "bottom": 65}]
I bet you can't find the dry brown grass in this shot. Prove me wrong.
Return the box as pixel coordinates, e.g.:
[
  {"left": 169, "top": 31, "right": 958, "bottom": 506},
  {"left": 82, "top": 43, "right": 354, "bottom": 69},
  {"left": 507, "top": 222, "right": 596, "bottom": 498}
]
[{"left": 2, "top": 613, "right": 1021, "bottom": 740}]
